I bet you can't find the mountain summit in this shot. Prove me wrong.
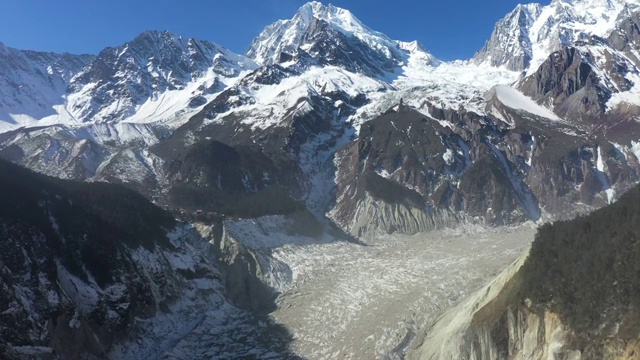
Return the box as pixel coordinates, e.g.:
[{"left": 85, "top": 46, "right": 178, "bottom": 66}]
[
  {"left": 246, "top": 1, "right": 438, "bottom": 77},
  {"left": 474, "top": 0, "right": 635, "bottom": 72},
  {"left": 67, "top": 30, "right": 257, "bottom": 124}
]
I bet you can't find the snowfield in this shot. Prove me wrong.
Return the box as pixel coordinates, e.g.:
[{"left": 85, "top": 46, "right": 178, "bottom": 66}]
[
  {"left": 490, "top": 84, "right": 563, "bottom": 121},
  {"left": 266, "top": 224, "right": 535, "bottom": 359}
]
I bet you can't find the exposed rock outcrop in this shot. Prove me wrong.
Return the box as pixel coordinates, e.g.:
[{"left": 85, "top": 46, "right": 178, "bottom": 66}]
[
  {"left": 518, "top": 47, "right": 608, "bottom": 117},
  {"left": 329, "top": 99, "right": 640, "bottom": 237},
  {"left": 609, "top": 10, "right": 640, "bottom": 52},
  {"left": 473, "top": 4, "right": 542, "bottom": 71}
]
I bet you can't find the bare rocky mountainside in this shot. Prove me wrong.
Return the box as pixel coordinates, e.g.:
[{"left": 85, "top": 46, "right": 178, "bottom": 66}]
[{"left": 2, "top": 0, "right": 640, "bottom": 358}]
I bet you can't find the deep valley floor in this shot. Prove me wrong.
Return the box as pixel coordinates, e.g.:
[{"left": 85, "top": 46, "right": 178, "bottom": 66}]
[{"left": 269, "top": 225, "right": 535, "bottom": 359}]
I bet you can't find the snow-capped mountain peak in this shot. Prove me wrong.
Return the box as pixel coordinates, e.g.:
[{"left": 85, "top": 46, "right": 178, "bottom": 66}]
[
  {"left": 552, "top": 0, "right": 621, "bottom": 8},
  {"left": 64, "top": 31, "right": 257, "bottom": 124},
  {"left": 397, "top": 40, "right": 426, "bottom": 53},
  {"left": 296, "top": 1, "right": 367, "bottom": 33},
  {"left": 246, "top": 1, "right": 438, "bottom": 77},
  {"left": 474, "top": 0, "right": 636, "bottom": 72}
]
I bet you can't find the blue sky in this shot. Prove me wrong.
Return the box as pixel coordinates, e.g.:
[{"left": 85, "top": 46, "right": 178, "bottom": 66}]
[{"left": 0, "top": 0, "right": 549, "bottom": 60}]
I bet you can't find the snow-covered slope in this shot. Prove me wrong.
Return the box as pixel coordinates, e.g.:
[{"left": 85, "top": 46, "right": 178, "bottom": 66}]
[
  {"left": 206, "top": 65, "right": 389, "bottom": 131},
  {"left": 68, "top": 31, "right": 257, "bottom": 125},
  {"left": 362, "top": 61, "right": 518, "bottom": 120},
  {"left": 488, "top": 84, "right": 563, "bottom": 122},
  {"left": 0, "top": 43, "right": 94, "bottom": 132},
  {"left": 0, "top": 32, "right": 256, "bottom": 132}
]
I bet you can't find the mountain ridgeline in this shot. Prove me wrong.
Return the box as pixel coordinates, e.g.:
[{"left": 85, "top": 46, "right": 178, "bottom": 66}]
[{"left": 2, "top": 1, "right": 640, "bottom": 239}]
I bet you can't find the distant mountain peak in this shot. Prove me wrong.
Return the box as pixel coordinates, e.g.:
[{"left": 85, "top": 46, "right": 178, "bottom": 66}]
[
  {"left": 126, "top": 30, "right": 221, "bottom": 53},
  {"left": 246, "top": 1, "right": 438, "bottom": 76},
  {"left": 473, "top": 0, "right": 635, "bottom": 72},
  {"left": 134, "top": 29, "right": 176, "bottom": 39},
  {"left": 397, "top": 40, "right": 427, "bottom": 53},
  {"left": 295, "top": 1, "right": 369, "bottom": 36}
]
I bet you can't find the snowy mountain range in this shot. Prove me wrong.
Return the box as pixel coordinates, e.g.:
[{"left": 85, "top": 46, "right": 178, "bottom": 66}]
[
  {"left": 2, "top": 0, "right": 640, "bottom": 233},
  {"left": 4, "top": 0, "right": 640, "bottom": 357}
]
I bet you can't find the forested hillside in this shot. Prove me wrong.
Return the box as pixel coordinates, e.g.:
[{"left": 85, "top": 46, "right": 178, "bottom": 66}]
[{"left": 519, "top": 181, "right": 640, "bottom": 347}]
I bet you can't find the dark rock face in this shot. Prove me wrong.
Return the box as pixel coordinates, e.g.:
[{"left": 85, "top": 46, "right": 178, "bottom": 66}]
[
  {"left": 518, "top": 47, "right": 609, "bottom": 117},
  {"left": 609, "top": 10, "right": 640, "bottom": 52},
  {"left": 489, "top": 91, "right": 640, "bottom": 214},
  {"left": 239, "top": 65, "right": 299, "bottom": 88},
  {"left": 514, "top": 40, "right": 640, "bottom": 140},
  {"left": 161, "top": 140, "right": 304, "bottom": 218},
  {"left": 329, "top": 98, "right": 640, "bottom": 237},
  {"left": 330, "top": 107, "right": 539, "bottom": 237},
  {"left": 0, "top": 160, "right": 177, "bottom": 357}
]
